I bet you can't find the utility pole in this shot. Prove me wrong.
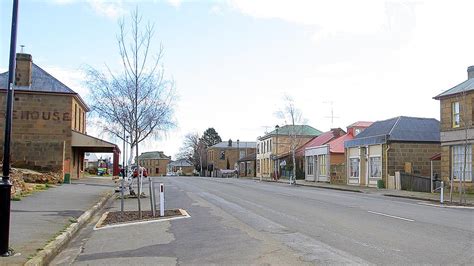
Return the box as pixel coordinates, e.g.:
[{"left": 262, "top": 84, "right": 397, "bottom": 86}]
[{"left": 1, "top": 0, "right": 19, "bottom": 257}]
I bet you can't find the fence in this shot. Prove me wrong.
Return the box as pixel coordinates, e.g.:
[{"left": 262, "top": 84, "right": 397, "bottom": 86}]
[{"left": 399, "top": 172, "right": 431, "bottom": 192}]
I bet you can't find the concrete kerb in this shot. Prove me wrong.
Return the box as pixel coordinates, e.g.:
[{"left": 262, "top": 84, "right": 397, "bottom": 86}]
[
  {"left": 253, "top": 178, "right": 364, "bottom": 193},
  {"left": 383, "top": 194, "right": 474, "bottom": 207},
  {"left": 24, "top": 190, "right": 115, "bottom": 266}
]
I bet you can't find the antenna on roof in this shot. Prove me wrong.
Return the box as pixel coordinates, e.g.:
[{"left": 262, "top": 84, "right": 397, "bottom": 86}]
[
  {"left": 20, "top": 45, "right": 25, "bottom": 53},
  {"left": 323, "top": 101, "right": 339, "bottom": 128}
]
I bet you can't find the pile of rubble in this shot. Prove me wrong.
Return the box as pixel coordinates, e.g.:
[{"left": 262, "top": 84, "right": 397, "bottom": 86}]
[{"left": 8, "top": 167, "right": 62, "bottom": 198}]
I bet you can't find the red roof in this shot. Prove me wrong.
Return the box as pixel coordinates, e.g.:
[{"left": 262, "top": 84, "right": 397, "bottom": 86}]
[
  {"left": 348, "top": 121, "right": 373, "bottom": 128},
  {"left": 327, "top": 133, "right": 354, "bottom": 153},
  {"left": 296, "top": 129, "right": 343, "bottom": 156}
]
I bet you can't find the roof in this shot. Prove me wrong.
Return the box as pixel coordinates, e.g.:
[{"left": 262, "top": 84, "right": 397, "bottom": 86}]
[
  {"left": 345, "top": 116, "right": 440, "bottom": 148},
  {"left": 347, "top": 121, "right": 373, "bottom": 128},
  {"left": 296, "top": 128, "right": 345, "bottom": 156},
  {"left": 137, "top": 151, "right": 170, "bottom": 160},
  {"left": 433, "top": 78, "right": 474, "bottom": 99},
  {"left": 238, "top": 153, "right": 256, "bottom": 162},
  {"left": 210, "top": 141, "right": 256, "bottom": 149},
  {"left": 261, "top": 125, "right": 322, "bottom": 140},
  {"left": 169, "top": 159, "right": 193, "bottom": 167},
  {"left": 0, "top": 62, "right": 90, "bottom": 111},
  {"left": 328, "top": 133, "right": 354, "bottom": 153}
]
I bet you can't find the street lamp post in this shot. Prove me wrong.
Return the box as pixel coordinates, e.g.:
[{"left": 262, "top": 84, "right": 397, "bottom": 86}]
[
  {"left": 237, "top": 139, "right": 240, "bottom": 178},
  {"left": 1, "top": 0, "right": 19, "bottom": 257},
  {"left": 275, "top": 125, "right": 279, "bottom": 180}
]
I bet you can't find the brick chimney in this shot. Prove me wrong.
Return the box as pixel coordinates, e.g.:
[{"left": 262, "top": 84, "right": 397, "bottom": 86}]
[
  {"left": 468, "top": 66, "right": 474, "bottom": 79},
  {"left": 15, "top": 53, "right": 32, "bottom": 86}
]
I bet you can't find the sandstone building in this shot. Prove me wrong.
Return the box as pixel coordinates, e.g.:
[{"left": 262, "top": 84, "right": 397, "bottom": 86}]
[
  {"left": 344, "top": 116, "right": 440, "bottom": 188},
  {"left": 0, "top": 53, "right": 120, "bottom": 180},
  {"left": 137, "top": 151, "right": 170, "bottom": 176},
  {"left": 434, "top": 66, "right": 474, "bottom": 191},
  {"left": 207, "top": 139, "right": 256, "bottom": 176}
]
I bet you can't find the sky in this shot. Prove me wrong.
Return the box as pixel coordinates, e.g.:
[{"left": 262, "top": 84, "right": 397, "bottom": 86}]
[{"left": 1, "top": 0, "right": 474, "bottom": 160}]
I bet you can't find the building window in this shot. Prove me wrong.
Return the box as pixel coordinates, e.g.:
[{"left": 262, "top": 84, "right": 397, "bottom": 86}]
[
  {"left": 369, "top": 156, "right": 382, "bottom": 178},
  {"left": 306, "top": 156, "right": 314, "bottom": 175},
  {"left": 354, "top": 128, "right": 361, "bottom": 136},
  {"left": 350, "top": 158, "right": 359, "bottom": 178},
  {"left": 452, "top": 101, "right": 460, "bottom": 128},
  {"left": 220, "top": 150, "right": 225, "bottom": 160},
  {"left": 319, "top": 155, "right": 326, "bottom": 176},
  {"left": 452, "top": 145, "right": 472, "bottom": 181},
  {"left": 156, "top": 168, "right": 159, "bottom": 174},
  {"left": 269, "top": 139, "right": 272, "bottom": 153},
  {"left": 240, "top": 150, "right": 245, "bottom": 159},
  {"left": 246, "top": 162, "right": 252, "bottom": 175},
  {"left": 256, "top": 159, "right": 260, "bottom": 174}
]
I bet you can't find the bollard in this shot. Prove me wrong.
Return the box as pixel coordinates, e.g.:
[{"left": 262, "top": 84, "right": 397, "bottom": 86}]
[
  {"left": 149, "top": 177, "right": 155, "bottom": 217},
  {"left": 440, "top": 181, "right": 444, "bottom": 204},
  {"left": 160, "top": 183, "right": 165, "bottom": 217},
  {"left": 120, "top": 177, "right": 124, "bottom": 213}
]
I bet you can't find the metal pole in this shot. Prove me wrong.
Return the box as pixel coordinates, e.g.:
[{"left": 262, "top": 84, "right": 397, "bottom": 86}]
[
  {"left": 121, "top": 128, "right": 125, "bottom": 213},
  {"left": 1, "top": 0, "right": 19, "bottom": 257},
  {"left": 151, "top": 181, "right": 156, "bottom": 216},
  {"left": 440, "top": 181, "right": 444, "bottom": 204},
  {"left": 237, "top": 139, "right": 240, "bottom": 178},
  {"left": 430, "top": 160, "right": 433, "bottom": 193},
  {"left": 148, "top": 176, "right": 154, "bottom": 216}
]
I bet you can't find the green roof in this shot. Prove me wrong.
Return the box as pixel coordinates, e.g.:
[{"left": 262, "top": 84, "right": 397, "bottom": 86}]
[
  {"left": 263, "top": 125, "right": 322, "bottom": 139},
  {"left": 433, "top": 78, "right": 474, "bottom": 99},
  {"left": 137, "top": 151, "right": 170, "bottom": 160}
]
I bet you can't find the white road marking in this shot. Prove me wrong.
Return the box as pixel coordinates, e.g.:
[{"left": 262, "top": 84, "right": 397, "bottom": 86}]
[{"left": 367, "top": 211, "right": 414, "bottom": 222}]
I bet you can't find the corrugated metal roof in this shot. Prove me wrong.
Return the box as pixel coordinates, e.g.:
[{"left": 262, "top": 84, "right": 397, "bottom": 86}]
[
  {"left": 347, "top": 121, "right": 373, "bottom": 128},
  {"left": 345, "top": 116, "right": 440, "bottom": 148},
  {"left": 263, "top": 125, "right": 322, "bottom": 139},
  {"left": 169, "top": 159, "right": 193, "bottom": 167},
  {"left": 328, "top": 133, "right": 354, "bottom": 153},
  {"left": 0, "top": 63, "right": 77, "bottom": 94},
  {"left": 296, "top": 128, "right": 345, "bottom": 156},
  {"left": 238, "top": 153, "right": 256, "bottom": 162},
  {"left": 138, "top": 151, "right": 170, "bottom": 160},
  {"left": 210, "top": 141, "right": 256, "bottom": 149},
  {"left": 433, "top": 78, "right": 474, "bottom": 99}
]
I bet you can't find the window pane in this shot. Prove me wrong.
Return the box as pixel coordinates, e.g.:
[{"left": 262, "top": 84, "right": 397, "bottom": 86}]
[
  {"left": 350, "top": 158, "right": 359, "bottom": 177},
  {"left": 370, "top": 157, "right": 382, "bottom": 177}
]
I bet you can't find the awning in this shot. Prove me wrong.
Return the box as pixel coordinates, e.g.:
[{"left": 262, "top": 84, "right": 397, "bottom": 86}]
[
  {"left": 71, "top": 130, "right": 121, "bottom": 175},
  {"left": 71, "top": 130, "right": 120, "bottom": 153}
]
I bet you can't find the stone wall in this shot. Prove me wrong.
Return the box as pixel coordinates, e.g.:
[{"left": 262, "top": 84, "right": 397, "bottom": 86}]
[
  {"left": 0, "top": 92, "right": 73, "bottom": 172},
  {"left": 439, "top": 94, "right": 473, "bottom": 132},
  {"left": 139, "top": 158, "right": 170, "bottom": 176},
  {"left": 387, "top": 142, "right": 441, "bottom": 178},
  {"left": 330, "top": 163, "right": 346, "bottom": 184}
]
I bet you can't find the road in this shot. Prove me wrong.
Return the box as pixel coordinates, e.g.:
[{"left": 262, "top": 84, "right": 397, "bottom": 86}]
[{"left": 54, "top": 176, "right": 474, "bottom": 265}]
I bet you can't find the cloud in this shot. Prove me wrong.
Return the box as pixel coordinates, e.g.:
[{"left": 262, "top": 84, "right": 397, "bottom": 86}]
[
  {"left": 51, "top": 0, "right": 125, "bottom": 19},
  {"left": 166, "top": 0, "right": 182, "bottom": 8},
  {"left": 87, "top": 0, "right": 125, "bottom": 19}
]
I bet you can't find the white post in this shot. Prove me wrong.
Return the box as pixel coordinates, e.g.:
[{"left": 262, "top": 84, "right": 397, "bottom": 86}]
[
  {"left": 440, "top": 181, "right": 444, "bottom": 204},
  {"left": 430, "top": 160, "right": 433, "bottom": 193},
  {"left": 159, "top": 183, "right": 164, "bottom": 217}
]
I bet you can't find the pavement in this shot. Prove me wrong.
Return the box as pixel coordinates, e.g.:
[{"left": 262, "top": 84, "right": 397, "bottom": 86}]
[
  {"left": 0, "top": 176, "right": 115, "bottom": 266},
  {"left": 254, "top": 177, "right": 474, "bottom": 205},
  {"left": 54, "top": 176, "right": 474, "bottom": 265}
]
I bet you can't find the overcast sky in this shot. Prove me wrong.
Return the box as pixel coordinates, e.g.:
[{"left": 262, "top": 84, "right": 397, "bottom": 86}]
[{"left": 1, "top": 0, "right": 474, "bottom": 160}]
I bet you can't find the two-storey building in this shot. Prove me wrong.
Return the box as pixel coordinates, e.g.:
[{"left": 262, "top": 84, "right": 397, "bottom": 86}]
[
  {"left": 207, "top": 139, "right": 256, "bottom": 176},
  {"left": 256, "top": 125, "right": 322, "bottom": 179},
  {"left": 137, "top": 151, "right": 171, "bottom": 176},
  {"left": 0, "top": 53, "right": 120, "bottom": 180},
  {"left": 434, "top": 66, "right": 474, "bottom": 191}
]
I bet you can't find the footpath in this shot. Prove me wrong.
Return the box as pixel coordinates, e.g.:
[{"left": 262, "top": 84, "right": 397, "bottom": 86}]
[
  {"left": 253, "top": 177, "right": 474, "bottom": 206},
  {"left": 0, "top": 176, "right": 115, "bottom": 266}
]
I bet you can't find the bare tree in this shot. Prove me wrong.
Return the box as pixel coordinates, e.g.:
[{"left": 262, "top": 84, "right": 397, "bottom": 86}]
[
  {"left": 276, "top": 95, "right": 307, "bottom": 185},
  {"left": 85, "top": 8, "right": 176, "bottom": 217},
  {"left": 177, "top": 132, "right": 210, "bottom": 175}
]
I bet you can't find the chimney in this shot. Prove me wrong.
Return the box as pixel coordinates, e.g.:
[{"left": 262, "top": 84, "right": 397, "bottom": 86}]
[
  {"left": 468, "top": 66, "right": 474, "bottom": 80},
  {"left": 228, "top": 139, "right": 232, "bottom": 147},
  {"left": 15, "top": 53, "right": 33, "bottom": 86}
]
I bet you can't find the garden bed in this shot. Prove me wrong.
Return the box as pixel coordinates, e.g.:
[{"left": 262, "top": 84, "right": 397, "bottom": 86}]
[{"left": 95, "top": 209, "right": 187, "bottom": 229}]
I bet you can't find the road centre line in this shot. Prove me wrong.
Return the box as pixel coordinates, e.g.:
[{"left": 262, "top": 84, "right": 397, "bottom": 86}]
[{"left": 367, "top": 211, "right": 415, "bottom": 222}]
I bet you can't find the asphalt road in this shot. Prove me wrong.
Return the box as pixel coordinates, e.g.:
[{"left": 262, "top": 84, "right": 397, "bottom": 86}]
[{"left": 54, "top": 176, "right": 474, "bottom": 265}]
